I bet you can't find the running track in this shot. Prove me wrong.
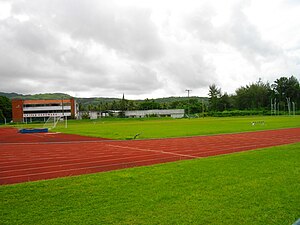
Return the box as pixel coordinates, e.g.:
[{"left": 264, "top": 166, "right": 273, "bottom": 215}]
[{"left": 1, "top": 127, "right": 300, "bottom": 185}]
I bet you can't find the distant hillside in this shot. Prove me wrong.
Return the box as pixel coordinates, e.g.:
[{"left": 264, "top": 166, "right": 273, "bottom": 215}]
[
  {"left": 76, "top": 97, "right": 122, "bottom": 107},
  {"left": 153, "top": 96, "right": 208, "bottom": 103},
  {"left": 0, "top": 92, "right": 208, "bottom": 106},
  {"left": 0, "top": 92, "right": 20, "bottom": 98},
  {"left": 0, "top": 92, "right": 72, "bottom": 100},
  {"left": 0, "top": 92, "right": 127, "bottom": 107}
]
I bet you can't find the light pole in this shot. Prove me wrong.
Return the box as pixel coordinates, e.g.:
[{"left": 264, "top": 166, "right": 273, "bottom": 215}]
[
  {"left": 185, "top": 89, "right": 192, "bottom": 118},
  {"left": 61, "top": 97, "right": 67, "bottom": 128},
  {"left": 286, "top": 97, "right": 291, "bottom": 115},
  {"left": 292, "top": 102, "right": 295, "bottom": 116}
]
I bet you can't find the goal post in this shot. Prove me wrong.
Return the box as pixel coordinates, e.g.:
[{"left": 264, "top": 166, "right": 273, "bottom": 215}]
[{"left": 43, "top": 116, "right": 64, "bottom": 129}]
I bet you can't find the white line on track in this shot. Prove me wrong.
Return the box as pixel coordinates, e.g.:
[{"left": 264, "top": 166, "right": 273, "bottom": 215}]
[
  {"left": 0, "top": 140, "right": 111, "bottom": 145},
  {"left": 107, "top": 144, "right": 197, "bottom": 159},
  {"left": 0, "top": 155, "right": 182, "bottom": 180}
]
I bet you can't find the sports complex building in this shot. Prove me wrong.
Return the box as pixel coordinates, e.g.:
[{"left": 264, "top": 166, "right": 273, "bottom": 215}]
[
  {"left": 12, "top": 99, "right": 78, "bottom": 122},
  {"left": 11, "top": 99, "right": 184, "bottom": 122},
  {"left": 125, "top": 109, "right": 185, "bottom": 118}
]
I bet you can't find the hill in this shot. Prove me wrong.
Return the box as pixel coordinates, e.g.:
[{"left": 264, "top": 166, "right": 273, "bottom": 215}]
[
  {"left": 0, "top": 92, "right": 20, "bottom": 99},
  {"left": 154, "top": 96, "right": 208, "bottom": 103},
  {"left": 0, "top": 92, "right": 208, "bottom": 104},
  {"left": 0, "top": 92, "right": 72, "bottom": 100}
]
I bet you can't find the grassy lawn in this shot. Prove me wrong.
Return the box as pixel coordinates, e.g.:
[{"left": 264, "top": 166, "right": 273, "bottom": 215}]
[
  {"left": 48, "top": 115, "right": 300, "bottom": 139},
  {"left": 1, "top": 143, "right": 300, "bottom": 225}
]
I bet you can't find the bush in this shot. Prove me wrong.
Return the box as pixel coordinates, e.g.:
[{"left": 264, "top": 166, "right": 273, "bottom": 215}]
[{"left": 207, "top": 110, "right": 266, "bottom": 117}]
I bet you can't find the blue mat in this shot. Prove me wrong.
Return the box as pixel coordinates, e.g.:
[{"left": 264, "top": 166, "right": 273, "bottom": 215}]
[{"left": 19, "top": 128, "right": 48, "bottom": 133}]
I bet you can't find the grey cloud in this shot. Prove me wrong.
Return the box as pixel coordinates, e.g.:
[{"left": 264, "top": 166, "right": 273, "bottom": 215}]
[
  {"left": 185, "top": 2, "right": 281, "bottom": 66},
  {"left": 223, "top": 4, "right": 281, "bottom": 64},
  {"left": 162, "top": 49, "right": 216, "bottom": 89},
  {"left": 0, "top": 15, "right": 161, "bottom": 96},
  {"left": 17, "top": 24, "right": 52, "bottom": 53},
  {"left": 106, "top": 64, "right": 163, "bottom": 94},
  {"left": 184, "top": 5, "right": 218, "bottom": 42},
  {"left": 58, "top": 47, "right": 108, "bottom": 76},
  {"left": 0, "top": 17, "right": 63, "bottom": 78},
  {"left": 12, "top": 0, "right": 165, "bottom": 62},
  {"left": 3, "top": 0, "right": 166, "bottom": 96},
  {"left": 1, "top": 0, "right": 299, "bottom": 98},
  {"left": 2, "top": 18, "right": 58, "bottom": 54}
]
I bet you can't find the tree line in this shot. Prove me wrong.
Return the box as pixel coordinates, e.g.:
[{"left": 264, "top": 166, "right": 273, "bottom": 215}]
[
  {"left": 83, "top": 75, "right": 299, "bottom": 116},
  {"left": 208, "top": 76, "right": 299, "bottom": 115},
  {"left": 80, "top": 97, "right": 207, "bottom": 113}
]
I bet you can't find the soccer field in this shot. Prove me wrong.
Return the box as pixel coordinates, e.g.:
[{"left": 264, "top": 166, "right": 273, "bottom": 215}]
[{"left": 52, "top": 115, "right": 300, "bottom": 139}]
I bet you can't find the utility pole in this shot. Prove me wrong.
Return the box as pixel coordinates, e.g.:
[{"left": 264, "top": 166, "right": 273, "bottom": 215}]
[{"left": 185, "top": 89, "right": 192, "bottom": 118}]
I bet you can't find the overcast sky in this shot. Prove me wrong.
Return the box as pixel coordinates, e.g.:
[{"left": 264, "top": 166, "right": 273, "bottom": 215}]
[{"left": 0, "top": 0, "right": 299, "bottom": 99}]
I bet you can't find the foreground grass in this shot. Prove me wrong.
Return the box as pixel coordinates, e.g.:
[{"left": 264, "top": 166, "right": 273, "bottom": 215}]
[
  {"left": 50, "top": 115, "right": 300, "bottom": 139},
  {"left": 1, "top": 143, "right": 300, "bottom": 225}
]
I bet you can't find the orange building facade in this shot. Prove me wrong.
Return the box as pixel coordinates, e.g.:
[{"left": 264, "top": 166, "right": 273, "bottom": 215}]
[{"left": 12, "top": 99, "right": 78, "bottom": 122}]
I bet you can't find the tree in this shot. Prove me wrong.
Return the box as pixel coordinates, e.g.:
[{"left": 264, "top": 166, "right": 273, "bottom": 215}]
[
  {"left": 188, "top": 98, "right": 201, "bottom": 114},
  {"left": 235, "top": 79, "right": 271, "bottom": 110},
  {"left": 119, "top": 94, "right": 126, "bottom": 117},
  {"left": 219, "top": 92, "right": 233, "bottom": 111},
  {"left": 272, "top": 76, "right": 300, "bottom": 104},
  {"left": 272, "top": 77, "right": 289, "bottom": 103},
  {"left": 139, "top": 99, "right": 160, "bottom": 110},
  {"left": 208, "top": 84, "right": 222, "bottom": 111},
  {"left": 0, "top": 96, "right": 12, "bottom": 123},
  {"left": 111, "top": 100, "right": 119, "bottom": 110},
  {"left": 127, "top": 100, "right": 138, "bottom": 110},
  {"left": 78, "top": 102, "right": 85, "bottom": 111}
]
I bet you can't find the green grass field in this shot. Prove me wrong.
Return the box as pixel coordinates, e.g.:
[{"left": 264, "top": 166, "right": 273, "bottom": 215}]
[
  {"left": 1, "top": 116, "right": 300, "bottom": 224},
  {"left": 1, "top": 143, "right": 300, "bottom": 225},
  {"left": 48, "top": 115, "right": 300, "bottom": 139},
  {"left": 8, "top": 116, "right": 300, "bottom": 140}
]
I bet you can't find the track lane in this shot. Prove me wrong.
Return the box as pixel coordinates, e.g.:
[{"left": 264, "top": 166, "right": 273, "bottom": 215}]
[{"left": 1, "top": 127, "right": 300, "bottom": 185}]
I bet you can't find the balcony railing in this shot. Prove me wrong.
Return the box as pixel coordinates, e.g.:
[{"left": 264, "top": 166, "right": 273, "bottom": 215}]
[
  {"left": 23, "top": 112, "right": 72, "bottom": 118},
  {"left": 23, "top": 106, "right": 71, "bottom": 111}
]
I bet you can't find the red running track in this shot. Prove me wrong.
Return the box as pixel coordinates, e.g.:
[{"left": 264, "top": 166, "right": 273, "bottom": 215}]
[{"left": 1, "top": 127, "right": 300, "bottom": 185}]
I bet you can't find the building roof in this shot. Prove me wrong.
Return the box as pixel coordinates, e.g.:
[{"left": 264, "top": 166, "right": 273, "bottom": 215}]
[{"left": 13, "top": 99, "right": 73, "bottom": 104}]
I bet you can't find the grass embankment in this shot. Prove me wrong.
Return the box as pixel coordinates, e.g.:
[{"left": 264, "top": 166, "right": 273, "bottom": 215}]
[
  {"left": 1, "top": 143, "right": 300, "bottom": 224},
  {"left": 50, "top": 116, "right": 300, "bottom": 139}
]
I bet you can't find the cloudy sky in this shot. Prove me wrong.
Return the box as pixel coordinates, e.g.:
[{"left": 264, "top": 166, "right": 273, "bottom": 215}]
[{"left": 0, "top": 0, "right": 299, "bottom": 99}]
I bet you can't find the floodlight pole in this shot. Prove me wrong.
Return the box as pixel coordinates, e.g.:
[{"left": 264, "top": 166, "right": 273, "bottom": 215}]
[
  {"left": 286, "top": 97, "right": 291, "bottom": 116},
  {"left": 292, "top": 102, "right": 295, "bottom": 116},
  {"left": 274, "top": 98, "right": 277, "bottom": 116},
  {"left": 185, "top": 89, "right": 192, "bottom": 118},
  {"left": 271, "top": 98, "right": 273, "bottom": 115}
]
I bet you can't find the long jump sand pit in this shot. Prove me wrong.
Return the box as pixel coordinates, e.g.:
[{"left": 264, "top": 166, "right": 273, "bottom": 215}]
[{"left": 1, "top": 127, "right": 300, "bottom": 185}]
